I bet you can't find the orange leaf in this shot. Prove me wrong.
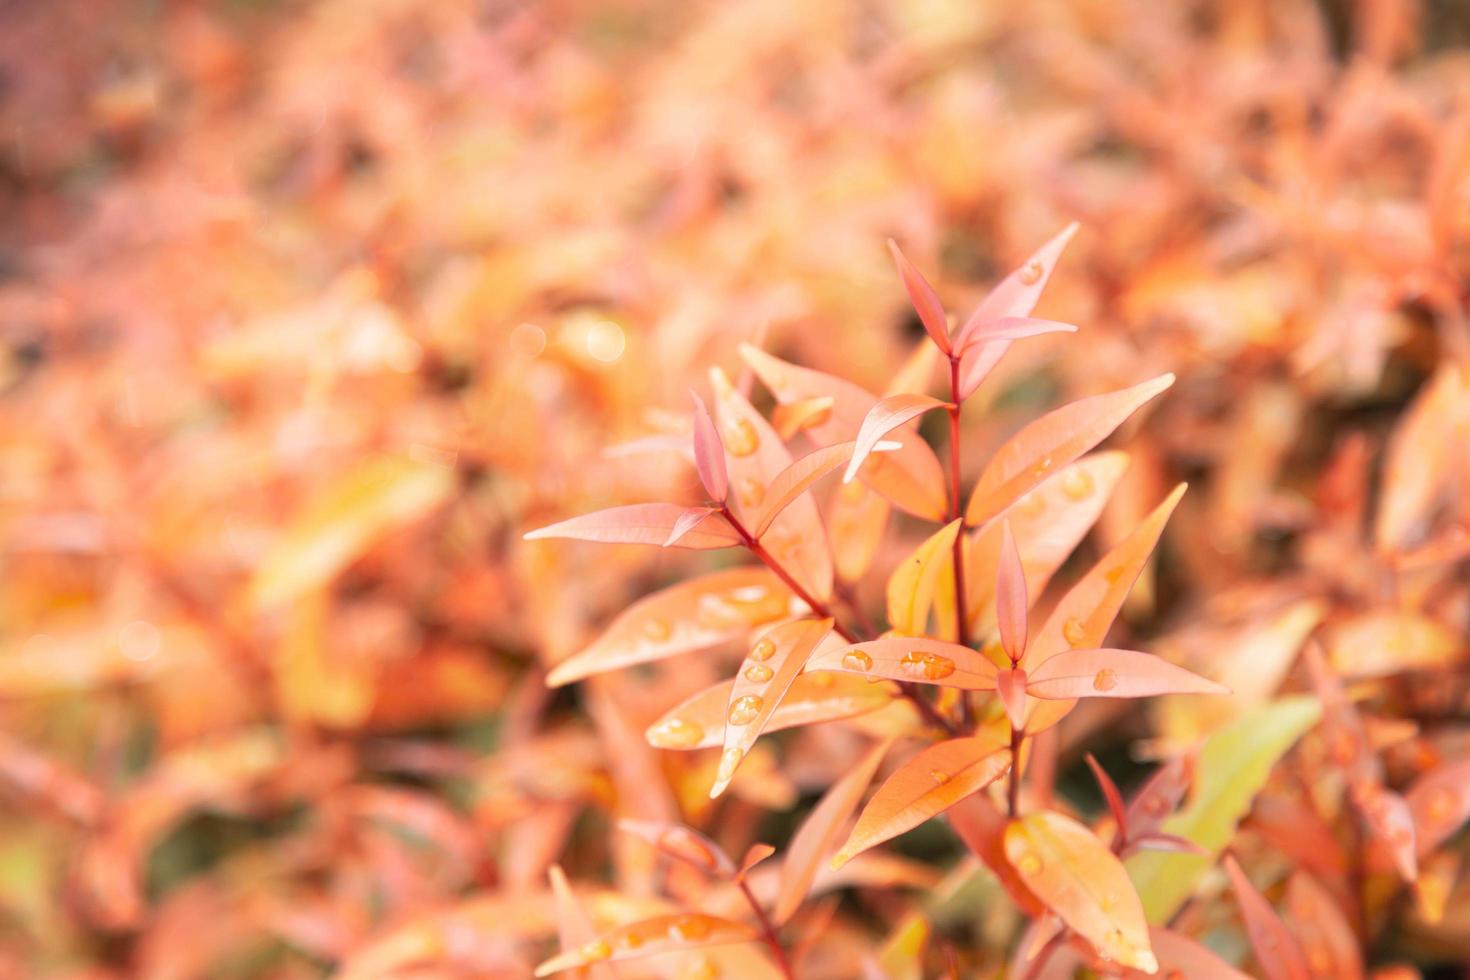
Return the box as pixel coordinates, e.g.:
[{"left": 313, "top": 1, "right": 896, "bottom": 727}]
[
  {"left": 1285, "top": 872, "right": 1364, "bottom": 980},
  {"left": 533, "top": 914, "right": 760, "bottom": 976},
  {"left": 996, "top": 521, "right": 1028, "bottom": 663},
  {"left": 644, "top": 672, "right": 896, "bottom": 750},
  {"left": 736, "top": 843, "right": 776, "bottom": 883},
  {"left": 772, "top": 395, "right": 836, "bottom": 440},
  {"left": 751, "top": 441, "right": 855, "bottom": 538},
  {"left": 844, "top": 394, "right": 951, "bottom": 485},
  {"left": 711, "top": 618, "right": 834, "bottom": 798},
  {"left": 829, "top": 479, "right": 891, "bottom": 582},
  {"left": 772, "top": 738, "right": 893, "bottom": 924},
  {"left": 547, "top": 866, "right": 619, "bottom": 980},
  {"left": 1350, "top": 782, "right": 1418, "bottom": 882},
  {"left": 947, "top": 793, "right": 1046, "bottom": 916},
  {"left": 806, "top": 637, "right": 999, "bottom": 690},
  {"left": 997, "top": 667, "right": 1028, "bottom": 729},
  {"left": 1147, "top": 927, "right": 1254, "bottom": 979},
  {"left": 547, "top": 569, "right": 791, "bottom": 687},
  {"left": 689, "top": 390, "right": 728, "bottom": 503},
  {"left": 1003, "top": 810, "right": 1156, "bottom": 971},
  {"left": 1323, "top": 611, "right": 1461, "bottom": 679},
  {"left": 888, "top": 239, "right": 952, "bottom": 354},
  {"left": 886, "top": 519, "right": 963, "bottom": 636},
  {"left": 831, "top": 736, "right": 1011, "bottom": 869},
  {"left": 616, "top": 819, "right": 734, "bottom": 876},
  {"left": 1223, "top": 856, "right": 1311, "bottom": 980},
  {"left": 964, "top": 374, "right": 1174, "bottom": 527},
  {"left": 1375, "top": 365, "right": 1465, "bottom": 552},
  {"left": 1026, "top": 648, "right": 1229, "bottom": 700},
  {"left": 1406, "top": 759, "right": 1470, "bottom": 855},
  {"left": 525, "top": 503, "right": 742, "bottom": 549}
]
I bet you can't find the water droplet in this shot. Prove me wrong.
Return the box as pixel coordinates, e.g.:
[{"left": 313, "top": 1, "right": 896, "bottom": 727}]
[
  {"left": 619, "top": 930, "right": 646, "bottom": 950},
  {"left": 1016, "top": 851, "right": 1043, "bottom": 875},
  {"left": 580, "top": 939, "right": 612, "bottom": 961},
  {"left": 1018, "top": 492, "right": 1047, "bottom": 517},
  {"left": 900, "top": 650, "right": 956, "bottom": 680},
  {"left": 682, "top": 957, "right": 720, "bottom": 980},
  {"left": 748, "top": 637, "right": 777, "bottom": 661},
  {"left": 731, "top": 586, "right": 768, "bottom": 602},
  {"left": 738, "top": 477, "right": 765, "bottom": 509},
  {"left": 1018, "top": 260, "right": 1044, "bottom": 285},
  {"left": 717, "top": 747, "right": 744, "bottom": 782},
  {"left": 649, "top": 717, "right": 705, "bottom": 749},
  {"left": 930, "top": 769, "right": 950, "bottom": 784},
  {"left": 1061, "top": 467, "right": 1094, "bottom": 500},
  {"left": 743, "top": 663, "right": 774, "bottom": 683},
  {"left": 842, "top": 650, "right": 873, "bottom": 672},
  {"left": 723, "top": 418, "right": 759, "bottom": 457},
  {"left": 697, "top": 594, "right": 742, "bottom": 628},
  {"left": 1062, "top": 618, "right": 1088, "bottom": 647},
  {"left": 808, "top": 671, "right": 834, "bottom": 688},
  {"left": 1093, "top": 668, "right": 1119, "bottom": 692},
  {"left": 668, "top": 916, "right": 710, "bottom": 942},
  {"left": 643, "top": 618, "right": 672, "bottom": 641},
  {"left": 1427, "top": 786, "right": 1459, "bottom": 823},
  {"left": 727, "top": 696, "right": 763, "bottom": 725}
]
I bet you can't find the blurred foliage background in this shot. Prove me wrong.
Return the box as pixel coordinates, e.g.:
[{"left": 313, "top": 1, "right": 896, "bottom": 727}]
[{"left": 2, "top": 0, "right": 1469, "bottom": 976}]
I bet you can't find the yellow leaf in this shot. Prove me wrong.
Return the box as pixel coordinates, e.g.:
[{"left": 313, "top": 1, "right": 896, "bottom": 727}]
[{"left": 886, "top": 519, "right": 962, "bottom": 636}]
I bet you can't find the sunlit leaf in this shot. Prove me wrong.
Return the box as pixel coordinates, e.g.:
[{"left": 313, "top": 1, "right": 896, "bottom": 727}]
[
  {"left": 832, "top": 736, "right": 1011, "bottom": 869},
  {"left": 1004, "top": 810, "right": 1156, "bottom": 972},
  {"left": 711, "top": 618, "right": 834, "bottom": 798},
  {"left": 829, "top": 479, "right": 892, "bottom": 581},
  {"left": 645, "top": 671, "right": 896, "bottom": 750},
  {"left": 995, "top": 521, "right": 1028, "bottom": 663},
  {"left": 548, "top": 866, "right": 619, "bottom": 980},
  {"left": 772, "top": 395, "right": 836, "bottom": 440},
  {"left": 806, "top": 637, "right": 999, "bottom": 690},
  {"left": 1127, "top": 697, "right": 1322, "bottom": 922},
  {"left": 1324, "top": 611, "right": 1461, "bottom": 679},
  {"left": 1406, "top": 759, "right": 1470, "bottom": 855},
  {"left": 525, "top": 503, "right": 742, "bottom": 549},
  {"left": 1286, "top": 871, "right": 1364, "bottom": 980},
  {"left": 1147, "top": 927, "right": 1254, "bottom": 979},
  {"left": 964, "top": 374, "right": 1174, "bottom": 527},
  {"left": 690, "top": 390, "right": 728, "bottom": 503},
  {"left": 773, "top": 738, "right": 893, "bottom": 925},
  {"left": 955, "top": 223, "right": 1081, "bottom": 346},
  {"left": 886, "top": 519, "right": 962, "bottom": 636},
  {"left": 533, "top": 914, "right": 760, "bottom": 976},
  {"left": 1026, "top": 648, "right": 1230, "bottom": 700},
  {"left": 1375, "top": 365, "right": 1464, "bottom": 552},
  {"left": 1350, "top": 782, "right": 1417, "bottom": 882},
  {"left": 1223, "top": 856, "right": 1311, "bottom": 980},
  {"left": 844, "top": 394, "right": 951, "bottom": 485},
  {"left": 751, "top": 441, "right": 855, "bottom": 538},
  {"left": 616, "top": 820, "right": 734, "bottom": 876},
  {"left": 548, "top": 569, "right": 792, "bottom": 686}
]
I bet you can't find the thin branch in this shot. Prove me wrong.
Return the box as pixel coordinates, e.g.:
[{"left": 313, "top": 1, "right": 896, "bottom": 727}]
[
  {"left": 947, "top": 352, "right": 973, "bottom": 730},
  {"left": 739, "top": 878, "right": 795, "bottom": 980}
]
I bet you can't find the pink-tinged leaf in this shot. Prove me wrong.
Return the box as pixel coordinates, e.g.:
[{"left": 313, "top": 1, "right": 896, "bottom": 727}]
[
  {"left": 710, "top": 368, "right": 834, "bottom": 600},
  {"left": 997, "top": 668, "right": 1028, "bottom": 730},
  {"left": 888, "top": 239, "right": 952, "bottom": 355},
  {"left": 1124, "top": 754, "right": 1195, "bottom": 841},
  {"left": 1004, "top": 810, "right": 1157, "bottom": 972},
  {"left": 739, "top": 345, "right": 948, "bottom": 520},
  {"left": 965, "top": 375, "right": 1175, "bottom": 527},
  {"left": 1126, "top": 833, "right": 1208, "bottom": 856},
  {"left": 547, "top": 866, "right": 619, "bottom": 980},
  {"left": 806, "top": 638, "right": 999, "bottom": 691},
  {"left": 996, "top": 521, "right": 1028, "bottom": 663},
  {"left": 831, "top": 736, "right": 1011, "bottom": 869},
  {"left": 736, "top": 844, "right": 775, "bottom": 883},
  {"left": 1026, "top": 648, "right": 1230, "bottom": 700},
  {"left": 955, "top": 223, "right": 1081, "bottom": 346},
  {"left": 644, "top": 672, "right": 895, "bottom": 750},
  {"left": 548, "top": 569, "right": 791, "bottom": 687},
  {"left": 751, "top": 442, "right": 856, "bottom": 538},
  {"left": 1350, "top": 782, "right": 1418, "bottom": 882},
  {"left": 844, "top": 394, "right": 951, "bottom": 484},
  {"left": 525, "top": 504, "right": 742, "bottom": 550},
  {"left": 1285, "top": 872, "right": 1364, "bottom": 980},
  {"left": 954, "top": 316, "right": 1078, "bottom": 356},
  {"left": 1084, "top": 754, "right": 1128, "bottom": 841},
  {"left": 1224, "top": 856, "right": 1311, "bottom": 980},
  {"left": 711, "top": 618, "right": 834, "bottom": 798},
  {"left": 1148, "top": 927, "right": 1255, "bottom": 980},
  {"left": 616, "top": 819, "right": 734, "bottom": 876},
  {"left": 886, "top": 519, "right": 963, "bottom": 637},
  {"left": 665, "top": 506, "right": 723, "bottom": 547},
  {"left": 955, "top": 338, "right": 1011, "bottom": 402},
  {"left": 533, "top": 914, "right": 760, "bottom": 976},
  {"left": 773, "top": 738, "right": 893, "bottom": 924},
  {"left": 690, "top": 391, "right": 728, "bottom": 503},
  {"left": 1406, "top": 759, "right": 1470, "bottom": 855},
  {"left": 1025, "top": 484, "right": 1186, "bottom": 732}
]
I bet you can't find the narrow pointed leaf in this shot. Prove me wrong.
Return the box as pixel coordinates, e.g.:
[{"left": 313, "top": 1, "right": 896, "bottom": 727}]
[
  {"left": 996, "top": 521, "right": 1028, "bottom": 663},
  {"left": 1406, "top": 759, "right": 1470, "bottom": 855},
  {"left": 1350, "top": 782, "right": 1418, "bottom": 881},
  {"left": 1375, "top": 365, "right": 1463, "bottom": 552},
  {"left": 832, "top": 737, "right": 1011, "bottom": 869},
  {"left": 533, "top": 914, "right": 759, "bottom": 976},
  {"left": 773, "top": 738, "right": 893, "bottom": 924},
  {"left": 1026, "top": 648, "right": 1230, "bottom": 700},
  {"left": 547, "top": 866, "right": 619, "bottom": 980},
  {"left": 1127, "top": 833, "right": 1208, "bottom": 856},
  {"left": 548, "top": 569, "right": 791, "bottom": 686},
  {"left": 645, "top": 672, "right": 895, "bottom": 750},
  {"left": 616, "top": 820, "right": 734, "bottom": 876},
  {"left": 965, "top": 374, "right": 1174, "bottom": 527},
  {"left": 886, "top": 519, "right": 962, "bottom": 636},
  {"left": 1085, "top": 754, "right": 1129, "bottom": 841},
  {"left": 751, "top": 442, "right": 855, "bottom": 538},
  {"left": 1285, "top": 872, "right": 1364, "bottom": 980},
  {"left": 664, "top": 506, "right": 723, "bottom": 547},
  {"left": 844, "top": 394, "right": 951, "bottom": 484},
  {"left": 955, "top": 223, "right": 1081, "bottom": 346},
  {"left": 690, "top": 391, "right": 728, "bottom": 503},
  {"left": 888, "top": 239, "right": 951, "bottom": 354},
  {"left": 1004, "top": 811, "right": 1156, "bottom": 972},
  {"left": 525, "top": 503, "right": 742, "bottom": 549},
  {"left": 1224, "top": 856, "right": 1311, "bottom": 980},
  {"left": 1124, "top": 754, "right": 1195, "bottom": 842},
  {"left": 711, "top": 618, "right": 834, "bottom": 798},
  {"left": 1148, "top": 928, "right": 1255, "bottom": 980},
  {"left": 953, "top": 316, "right": 1077, "bottom": 356},
  {"left": 807, "top": 638, "right": 998, "bottom": 690},
  {"left": 736, "top": 843, "right": 775, "bottom": 883}
]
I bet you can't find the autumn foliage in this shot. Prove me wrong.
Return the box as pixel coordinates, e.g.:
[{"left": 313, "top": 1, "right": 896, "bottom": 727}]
[{"left": 3, "top": 0, "right": 1470, "bottom": 978}]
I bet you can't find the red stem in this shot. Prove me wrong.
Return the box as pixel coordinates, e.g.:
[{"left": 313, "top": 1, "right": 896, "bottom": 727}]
[
  {"left": 947, "top": 353, "right": 973, "bottom": 730},
  {"left": 739, "top": 878, "right": 795, "bottom": 979}
]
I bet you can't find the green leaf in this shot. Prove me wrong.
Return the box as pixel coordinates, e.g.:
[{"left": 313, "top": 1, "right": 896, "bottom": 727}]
[{"left": 1126, "top": 696, "right": 1321, "bottom": 922}]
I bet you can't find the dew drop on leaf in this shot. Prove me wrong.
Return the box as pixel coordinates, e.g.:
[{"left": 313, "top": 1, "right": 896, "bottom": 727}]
[
  {"left": 748, "top": 637, "right": 776, "bottom": 661},
  {"left": 649, "top": 717, "right": 705, "bottom": 748},
  {"left": 930, "top": 769, "right": 950, "bottom": 784},
  {"left": 1062, "top": 617, "right": 1088, "bottom": 647},
  {"left": 900, "top": 650, "right": 956, "bottom": 679},
  {"left": 1019, "top": 260, "right": 1045, "bottom": 285},
  {"left": 842, "top": 650, "right": 873, "bottom": 672},
  {"left": 743, "top": 663, "right": 773, "bottom": 683},
  {"left": 738, "top": 477, "right": 765, "bottom": 509},
  {"left": 1062, "top": 466, "right": 1094, "bottom": 500},
  {"left": 723, "top": 418, "right": 759, "bottom": 457},
  {"left": 668, "top": 915, "right": 710, "bottom": 942},
  {"left": 717, "top": 747, "right": 744, "bottom": 782},
  {"left": 643, "top": 618, "right": 672, "bottom": 641},
  {"left": 1017, "top": 851, "right": 1043, "bottom": 875},
  {"left": 727, "top": 696, "right": 763, "bottom": 725},
  {"left": 581, "top": 939, "right": 612, "bottom": 962},
  {"left": 1093, "top": 668, "right": 1119, "bottom": 692}
]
